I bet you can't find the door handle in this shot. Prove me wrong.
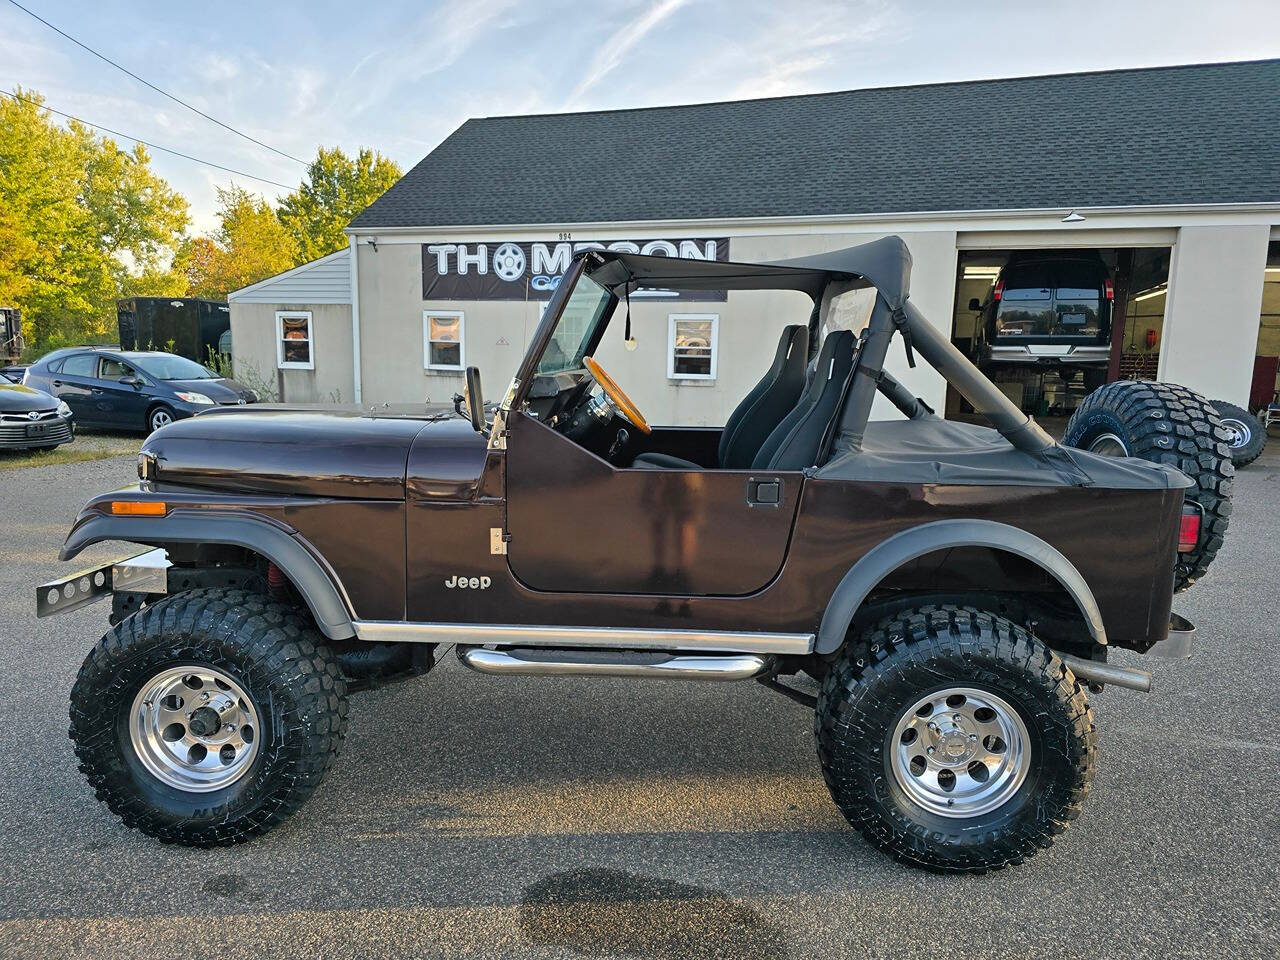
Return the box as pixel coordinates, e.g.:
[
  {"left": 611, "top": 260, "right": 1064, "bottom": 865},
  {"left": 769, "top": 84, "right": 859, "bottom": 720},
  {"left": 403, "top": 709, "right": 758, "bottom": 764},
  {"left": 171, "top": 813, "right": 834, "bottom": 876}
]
[
  {"left": 746, "top": 476, "right": 783, "bottom": 507},
  {"left": 52, "top": 380, "right": 62, "bottom": 387},
  {"left": 90, "top": 388, "right": 104, "bottom": 394}
]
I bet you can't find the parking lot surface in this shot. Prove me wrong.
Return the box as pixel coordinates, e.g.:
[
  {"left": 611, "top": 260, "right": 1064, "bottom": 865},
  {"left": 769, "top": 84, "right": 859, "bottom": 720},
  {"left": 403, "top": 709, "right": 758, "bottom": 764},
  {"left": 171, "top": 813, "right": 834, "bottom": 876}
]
[{"left": 1, "top": 446, "right": 1278, "bottom": 959}]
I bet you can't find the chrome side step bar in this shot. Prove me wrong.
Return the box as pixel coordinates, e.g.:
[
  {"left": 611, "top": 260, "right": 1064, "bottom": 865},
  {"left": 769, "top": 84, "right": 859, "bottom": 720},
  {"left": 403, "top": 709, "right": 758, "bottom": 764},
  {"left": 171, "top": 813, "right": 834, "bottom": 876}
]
[
  {"left": 457, "top": 645, "right": 768, "bottom": 681},
  {"left": 355, "top": 620, "right": 813, "bottom": 655}
]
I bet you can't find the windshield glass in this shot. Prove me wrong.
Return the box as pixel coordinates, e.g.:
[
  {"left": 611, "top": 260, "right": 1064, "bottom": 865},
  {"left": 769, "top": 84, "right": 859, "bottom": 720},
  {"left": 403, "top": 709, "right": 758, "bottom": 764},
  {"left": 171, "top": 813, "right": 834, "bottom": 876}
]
[
  {"left": 133, "top": 354, "right": 218, "bottom": 380},
  {"left": 536, "top": 274, "right": 614, "bottom": 375}
]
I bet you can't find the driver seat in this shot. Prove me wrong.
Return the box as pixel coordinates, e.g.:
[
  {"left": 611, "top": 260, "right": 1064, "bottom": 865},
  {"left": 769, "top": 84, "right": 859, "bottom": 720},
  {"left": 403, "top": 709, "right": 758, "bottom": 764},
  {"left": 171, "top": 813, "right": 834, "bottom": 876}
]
[{"left": 633, "top": 324, "right": 809, "bottom": 470}]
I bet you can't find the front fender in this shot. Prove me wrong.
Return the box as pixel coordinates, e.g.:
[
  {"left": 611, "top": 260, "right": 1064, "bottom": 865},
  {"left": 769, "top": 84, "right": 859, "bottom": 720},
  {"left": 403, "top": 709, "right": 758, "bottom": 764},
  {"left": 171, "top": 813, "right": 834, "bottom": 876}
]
[
  {"left": 61, "top": 507, "right": 356, "bottom": 640},
  {"left": 815, "top": 518, "right": 1106, "bottom": 654}
]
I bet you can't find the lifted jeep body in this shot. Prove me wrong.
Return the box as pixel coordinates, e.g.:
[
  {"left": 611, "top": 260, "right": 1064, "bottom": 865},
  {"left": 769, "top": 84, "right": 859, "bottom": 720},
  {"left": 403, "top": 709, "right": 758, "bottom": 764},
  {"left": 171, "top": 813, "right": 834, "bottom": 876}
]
[{"left": 41, "top": 236, "right": 1221, "bottom": 872}]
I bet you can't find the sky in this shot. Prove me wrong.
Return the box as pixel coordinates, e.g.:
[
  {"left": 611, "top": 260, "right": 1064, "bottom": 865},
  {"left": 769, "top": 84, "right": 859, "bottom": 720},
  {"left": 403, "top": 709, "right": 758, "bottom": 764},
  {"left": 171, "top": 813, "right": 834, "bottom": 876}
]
[{"left": 3, "top": 0, "right": 1279, "bottom": 234}]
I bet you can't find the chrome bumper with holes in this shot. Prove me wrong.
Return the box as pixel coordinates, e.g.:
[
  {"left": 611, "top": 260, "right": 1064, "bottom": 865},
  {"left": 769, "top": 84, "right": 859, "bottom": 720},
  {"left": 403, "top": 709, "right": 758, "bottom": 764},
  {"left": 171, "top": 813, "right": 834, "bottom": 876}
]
[{"left": 36, "top": 547, "right": 170, "bottom": 618}]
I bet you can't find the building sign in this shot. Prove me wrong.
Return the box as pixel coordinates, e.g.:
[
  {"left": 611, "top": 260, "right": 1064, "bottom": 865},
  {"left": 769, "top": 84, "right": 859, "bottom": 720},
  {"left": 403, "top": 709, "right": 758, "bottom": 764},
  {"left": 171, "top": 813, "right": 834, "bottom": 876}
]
[{"left": 421, "top": 238, "right": 730, "bottom": 302}]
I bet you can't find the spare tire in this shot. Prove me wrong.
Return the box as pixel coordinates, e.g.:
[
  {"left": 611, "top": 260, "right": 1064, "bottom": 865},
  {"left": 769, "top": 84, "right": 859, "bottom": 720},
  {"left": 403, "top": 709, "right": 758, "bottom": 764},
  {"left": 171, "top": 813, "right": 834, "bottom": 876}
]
[
  {"left": 1065, "top": 380, "right": 1232, "bottom": 592},
  {"left": 1208, "top": 400, "right": 1267, "bottom": 467}
]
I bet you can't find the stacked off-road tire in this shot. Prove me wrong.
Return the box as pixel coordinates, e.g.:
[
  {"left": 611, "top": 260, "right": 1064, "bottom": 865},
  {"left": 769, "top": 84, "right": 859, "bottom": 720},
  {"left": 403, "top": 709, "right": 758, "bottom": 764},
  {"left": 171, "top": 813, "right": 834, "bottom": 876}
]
[{"left": 1064, "top": 380, "right": 1233, "bottom": 591}]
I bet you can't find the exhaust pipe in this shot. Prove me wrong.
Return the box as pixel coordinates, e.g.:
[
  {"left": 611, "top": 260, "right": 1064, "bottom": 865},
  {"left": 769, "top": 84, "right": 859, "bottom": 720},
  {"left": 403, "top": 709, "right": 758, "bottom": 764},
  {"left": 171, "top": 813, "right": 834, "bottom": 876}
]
[
  {"left": 1057, "top": 651, "right": 1152, "bottom": 693},
  {"left": 457, "top": 645, "right": 767, "bottom": 682}
]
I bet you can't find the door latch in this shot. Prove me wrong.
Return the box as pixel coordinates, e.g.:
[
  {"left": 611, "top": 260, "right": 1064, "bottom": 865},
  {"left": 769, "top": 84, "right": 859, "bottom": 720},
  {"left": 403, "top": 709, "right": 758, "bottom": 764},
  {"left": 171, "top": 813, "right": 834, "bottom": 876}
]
[{"left": 490, "top": 527, "right": 509, "bottom": 555}]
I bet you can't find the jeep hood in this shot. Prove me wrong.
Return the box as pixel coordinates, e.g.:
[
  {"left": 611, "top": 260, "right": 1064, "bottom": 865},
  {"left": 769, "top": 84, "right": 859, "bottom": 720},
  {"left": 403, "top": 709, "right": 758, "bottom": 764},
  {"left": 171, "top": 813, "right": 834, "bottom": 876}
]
[{"left": 142, "top": 409, "right": 447, "bottom": 499}]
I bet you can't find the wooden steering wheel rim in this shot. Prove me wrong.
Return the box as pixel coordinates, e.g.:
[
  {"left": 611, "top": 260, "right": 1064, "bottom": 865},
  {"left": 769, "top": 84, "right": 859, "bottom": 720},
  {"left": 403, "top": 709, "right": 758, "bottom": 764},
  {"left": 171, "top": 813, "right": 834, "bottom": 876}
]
[{"left": 583, "top": 356, "right": 652, "bottom": 434}]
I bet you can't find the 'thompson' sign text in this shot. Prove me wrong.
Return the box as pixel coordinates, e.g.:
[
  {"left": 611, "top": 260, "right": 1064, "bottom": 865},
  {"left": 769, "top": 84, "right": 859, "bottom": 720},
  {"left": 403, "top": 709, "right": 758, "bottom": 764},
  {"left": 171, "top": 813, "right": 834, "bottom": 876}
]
[{"left": 421, "top": 238, "right": 730, "bottom": 302}]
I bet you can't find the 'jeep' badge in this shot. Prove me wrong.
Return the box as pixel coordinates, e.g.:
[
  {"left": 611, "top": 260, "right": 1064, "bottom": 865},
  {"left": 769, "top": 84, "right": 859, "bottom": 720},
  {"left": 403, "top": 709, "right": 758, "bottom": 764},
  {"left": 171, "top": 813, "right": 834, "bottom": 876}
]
[{"left": 445, "top": 575, "right": 491, "bottom": 589}]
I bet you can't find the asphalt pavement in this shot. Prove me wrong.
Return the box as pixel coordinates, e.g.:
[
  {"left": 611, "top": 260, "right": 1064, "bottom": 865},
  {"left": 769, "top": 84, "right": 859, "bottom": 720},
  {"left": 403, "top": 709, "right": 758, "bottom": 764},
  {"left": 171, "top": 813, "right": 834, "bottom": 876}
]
[{"left": 0, "top": 445, "right": 1278, "bottom": 959}]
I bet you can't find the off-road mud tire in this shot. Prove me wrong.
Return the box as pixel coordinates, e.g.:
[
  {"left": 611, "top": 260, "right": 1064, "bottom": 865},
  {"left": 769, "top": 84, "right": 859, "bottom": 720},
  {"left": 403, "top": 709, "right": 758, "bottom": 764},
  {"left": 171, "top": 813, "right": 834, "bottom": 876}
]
[
  {"left": 69, "top": 588, "right": 348, "bottom": 846},
  {"left": 1064, "top": 380, "right": 1232, "bottom": 591},
  {"left": 816, "top": 605, "right": 1096, "bottom": 873}
]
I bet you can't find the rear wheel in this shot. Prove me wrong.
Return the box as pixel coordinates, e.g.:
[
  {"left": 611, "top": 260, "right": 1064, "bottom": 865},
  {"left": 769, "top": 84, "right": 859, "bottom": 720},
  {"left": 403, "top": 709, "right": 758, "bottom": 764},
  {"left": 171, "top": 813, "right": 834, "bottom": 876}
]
[
  {"left": 70, "top": 588, "right": 348, "bottom": 846},
  {"left": 147, "top": 404, "right": 174, "bottom": 433},
  {"left": 1209, "top": 400, "right": 1266, "bottom": 467},
  {"left": 1064, "top": 380, "right": 1232, "bottom": 591},
  {"left": 816, "top": 605, "right": 1096, "bottom": 873}
]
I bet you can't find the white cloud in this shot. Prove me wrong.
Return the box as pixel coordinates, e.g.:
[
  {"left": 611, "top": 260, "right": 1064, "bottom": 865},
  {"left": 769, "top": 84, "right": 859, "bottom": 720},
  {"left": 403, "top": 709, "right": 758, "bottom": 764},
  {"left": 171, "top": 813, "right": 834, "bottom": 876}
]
[{"left": 566, "top": 0, "right": 692, "bottom": 105}]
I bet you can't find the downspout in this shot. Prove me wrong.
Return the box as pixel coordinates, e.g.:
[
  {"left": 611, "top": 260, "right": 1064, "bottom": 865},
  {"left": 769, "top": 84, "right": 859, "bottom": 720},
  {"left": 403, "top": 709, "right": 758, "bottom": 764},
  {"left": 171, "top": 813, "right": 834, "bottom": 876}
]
[{"left": 348, "top": 235, "right": 362, "bottom": 405}]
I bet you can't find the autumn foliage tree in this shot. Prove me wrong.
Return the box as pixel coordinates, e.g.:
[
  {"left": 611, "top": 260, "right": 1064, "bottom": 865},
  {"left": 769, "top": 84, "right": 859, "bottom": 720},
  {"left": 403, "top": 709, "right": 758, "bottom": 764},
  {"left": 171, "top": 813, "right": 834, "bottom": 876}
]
[{"left": 175, "top": 185, "right": 298, "bottom": 299}]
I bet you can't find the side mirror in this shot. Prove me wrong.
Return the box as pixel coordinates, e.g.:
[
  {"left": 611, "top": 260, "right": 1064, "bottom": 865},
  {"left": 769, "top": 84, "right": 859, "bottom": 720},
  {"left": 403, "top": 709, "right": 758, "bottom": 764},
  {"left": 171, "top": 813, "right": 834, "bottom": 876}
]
[
  {"left": 120, "top": 376, "right": 141, "bottom": 387},
  {"left": 463, "top": 366, "right": 486, "bottom": 435},
  {"left": 967, "top": 298, "right": 982, "bottom": 312}
]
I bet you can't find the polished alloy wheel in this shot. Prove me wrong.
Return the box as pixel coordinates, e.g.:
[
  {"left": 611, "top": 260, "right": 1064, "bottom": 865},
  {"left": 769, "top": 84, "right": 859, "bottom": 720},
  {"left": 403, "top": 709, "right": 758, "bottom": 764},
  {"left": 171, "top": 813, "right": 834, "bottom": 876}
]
[
  {"left": 1219, "top": 417, "right": 1252, "bottom": 449},
  {"left": 1087, "top": 432, "right": 1128, "bottom": 457},
  {"left": 890, "top": 687, "right": 1030, "bottom": 818},
  {"left": 129, "top": 666, "right": 260, "bottom": 792},
  {"left": 149, "top": 408, "right": 172, "bottom": 432}
]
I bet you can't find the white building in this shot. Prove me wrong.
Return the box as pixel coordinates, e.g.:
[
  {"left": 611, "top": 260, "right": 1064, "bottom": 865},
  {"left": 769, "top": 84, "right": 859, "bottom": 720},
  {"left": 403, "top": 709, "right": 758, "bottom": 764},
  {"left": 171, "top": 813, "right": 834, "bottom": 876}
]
[{"left": 230, "top": 60, "right": 1280, "bottom": 422}]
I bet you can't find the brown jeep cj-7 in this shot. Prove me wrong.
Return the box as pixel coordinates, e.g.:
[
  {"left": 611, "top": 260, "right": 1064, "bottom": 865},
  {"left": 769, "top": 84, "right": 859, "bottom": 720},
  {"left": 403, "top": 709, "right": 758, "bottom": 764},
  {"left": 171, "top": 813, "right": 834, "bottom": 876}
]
[{"left": 39, "top": 237, "right": 1231, "bottom": 872}]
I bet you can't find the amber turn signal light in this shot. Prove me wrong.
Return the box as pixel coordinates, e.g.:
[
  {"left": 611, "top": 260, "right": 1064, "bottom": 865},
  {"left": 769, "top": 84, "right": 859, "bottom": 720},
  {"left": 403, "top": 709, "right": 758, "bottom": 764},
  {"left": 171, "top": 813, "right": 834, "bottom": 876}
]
[{"left": 110, "top": 501, "right": 167, "bottom": 516}]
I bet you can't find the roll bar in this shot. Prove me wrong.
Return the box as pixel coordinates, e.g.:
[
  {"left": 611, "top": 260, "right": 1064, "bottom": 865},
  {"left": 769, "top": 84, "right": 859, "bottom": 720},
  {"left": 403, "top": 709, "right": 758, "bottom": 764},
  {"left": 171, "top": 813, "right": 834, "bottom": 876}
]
[{"left": 838, "top": 295, "right": 1055, "bottom": 455}]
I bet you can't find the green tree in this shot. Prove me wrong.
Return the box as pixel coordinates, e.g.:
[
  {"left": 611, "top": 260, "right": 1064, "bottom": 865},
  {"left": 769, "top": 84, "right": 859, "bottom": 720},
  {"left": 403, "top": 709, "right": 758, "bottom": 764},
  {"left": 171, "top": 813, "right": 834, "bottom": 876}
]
[
  {"left": 177, "top": 184, "right": 298, "bottom": 299},
  {"left": 0, "top": 88, "right": 188, "bottom": 350},
  {"left": 278, "top": 146, "right": 401, "bottom": 262}
]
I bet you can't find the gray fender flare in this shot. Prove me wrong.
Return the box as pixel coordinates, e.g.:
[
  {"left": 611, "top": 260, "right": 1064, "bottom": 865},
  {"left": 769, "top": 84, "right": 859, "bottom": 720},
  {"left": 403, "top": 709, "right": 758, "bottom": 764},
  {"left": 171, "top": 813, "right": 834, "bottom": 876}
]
[
  {"left": 61, "top": 509, "right": 356, "bottom": 640},
  {"left": 815, "top": 518, "right": 1106, "bottom": 654}
]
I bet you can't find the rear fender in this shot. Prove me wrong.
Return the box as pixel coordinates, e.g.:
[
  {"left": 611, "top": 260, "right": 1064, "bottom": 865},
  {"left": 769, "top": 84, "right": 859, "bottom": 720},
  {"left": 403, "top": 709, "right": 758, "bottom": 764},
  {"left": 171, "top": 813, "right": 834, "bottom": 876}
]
[
  {"left": 815, "top": 518, "right": 1106, "bottom": 654},
  {"left": 61, "top": 508, "right": 356, "bottom": 640}
]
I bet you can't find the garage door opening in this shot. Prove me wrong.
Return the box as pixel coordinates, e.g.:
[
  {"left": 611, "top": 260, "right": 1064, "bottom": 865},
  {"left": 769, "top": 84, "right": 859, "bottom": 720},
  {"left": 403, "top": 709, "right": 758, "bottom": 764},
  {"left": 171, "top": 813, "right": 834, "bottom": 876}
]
[{"left": 948, "top": 247, "right": 1171, "bottom": 422}]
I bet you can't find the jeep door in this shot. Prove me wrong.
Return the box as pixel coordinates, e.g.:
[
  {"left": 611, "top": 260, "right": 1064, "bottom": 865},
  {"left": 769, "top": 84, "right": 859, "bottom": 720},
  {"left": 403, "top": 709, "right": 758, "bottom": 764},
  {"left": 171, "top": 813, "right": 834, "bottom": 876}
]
[{"left": 504, "top": 411, "right": 803, "bottom": 596}]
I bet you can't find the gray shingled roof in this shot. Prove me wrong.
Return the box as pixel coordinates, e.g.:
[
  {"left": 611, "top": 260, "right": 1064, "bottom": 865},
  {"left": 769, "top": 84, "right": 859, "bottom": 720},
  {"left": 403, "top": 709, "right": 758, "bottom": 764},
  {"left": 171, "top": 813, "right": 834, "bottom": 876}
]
[{"left": 349, "top": 60, "right": 1280, "bottom": 229}]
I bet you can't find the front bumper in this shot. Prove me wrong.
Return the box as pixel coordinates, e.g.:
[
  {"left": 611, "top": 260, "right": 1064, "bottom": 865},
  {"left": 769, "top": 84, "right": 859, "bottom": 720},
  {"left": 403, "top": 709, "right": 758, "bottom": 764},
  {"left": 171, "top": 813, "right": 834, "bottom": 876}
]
[
  {"left": 36, "top": 547, "right": 169, "bottom": 619},
  {"left": 0, "top": 413, "right": 73, "bottom": 449}
]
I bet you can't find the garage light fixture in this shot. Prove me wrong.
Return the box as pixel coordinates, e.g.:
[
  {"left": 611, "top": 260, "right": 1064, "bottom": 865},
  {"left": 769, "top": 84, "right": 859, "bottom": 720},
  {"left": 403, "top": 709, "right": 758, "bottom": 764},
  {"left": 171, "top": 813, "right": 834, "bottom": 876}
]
[
  {"left": 1133, "top": 285, "right": 1168, "bottom": 302},
  {"left": 962, "top": 267, "right": 1002, "bottom": 280}
]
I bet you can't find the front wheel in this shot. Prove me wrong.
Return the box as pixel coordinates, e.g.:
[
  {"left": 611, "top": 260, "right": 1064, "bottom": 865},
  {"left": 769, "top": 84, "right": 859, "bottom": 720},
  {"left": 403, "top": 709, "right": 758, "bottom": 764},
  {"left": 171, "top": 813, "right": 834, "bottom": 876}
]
[
  {"left": 70, "top": 589, "right": 348, "bottom": 846},
  {"left": 816, "top": 605, "right": 1096, "bottom": 873}
]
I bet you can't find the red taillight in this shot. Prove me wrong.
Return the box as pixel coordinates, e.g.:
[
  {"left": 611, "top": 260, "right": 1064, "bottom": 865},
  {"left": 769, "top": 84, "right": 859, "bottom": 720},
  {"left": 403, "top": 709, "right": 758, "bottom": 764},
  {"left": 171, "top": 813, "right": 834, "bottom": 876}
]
[
  {"left": 993, "top": 278, "right": 1005, "bottom": 301},
  {"left": 1178, "top": 508, "right": 1201, "bottom": 553},
  {"left": 1103, "top": 278, "right": 1114, "bottom": 300}
]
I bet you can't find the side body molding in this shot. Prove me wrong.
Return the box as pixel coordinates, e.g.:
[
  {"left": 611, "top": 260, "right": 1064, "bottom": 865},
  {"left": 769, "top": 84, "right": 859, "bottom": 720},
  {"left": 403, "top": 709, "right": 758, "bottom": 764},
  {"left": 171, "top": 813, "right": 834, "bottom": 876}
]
[
  {"left": 60, "top": 510, "right": 356, "bottom": 640},
  {"left": 815, "top": 518, "right": 1107, "bottom": 654}
]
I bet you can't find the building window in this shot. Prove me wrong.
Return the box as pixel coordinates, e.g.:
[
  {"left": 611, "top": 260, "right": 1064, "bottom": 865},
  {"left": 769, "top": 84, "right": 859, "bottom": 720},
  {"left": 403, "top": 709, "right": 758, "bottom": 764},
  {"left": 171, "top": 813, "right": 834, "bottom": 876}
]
[
  {"left": 424, "top": 310, "right": 465, "bottom": 370},
  {"left": 668, "top": 313, "right": 718, "bottom": 379},
  {"left": 276, "top": 312, "right": 314, "bottom": 370}
]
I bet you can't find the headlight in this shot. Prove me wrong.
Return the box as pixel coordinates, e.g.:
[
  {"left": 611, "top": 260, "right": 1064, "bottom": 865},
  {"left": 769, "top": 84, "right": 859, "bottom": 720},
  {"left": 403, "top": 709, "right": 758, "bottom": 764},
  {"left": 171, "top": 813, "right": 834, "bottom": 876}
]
[
  {"left": 175, "top": 392, "right": 214, "bottom": 405},
  {"left": 56, "top": 400, "right": 72, "bottom": 417}
]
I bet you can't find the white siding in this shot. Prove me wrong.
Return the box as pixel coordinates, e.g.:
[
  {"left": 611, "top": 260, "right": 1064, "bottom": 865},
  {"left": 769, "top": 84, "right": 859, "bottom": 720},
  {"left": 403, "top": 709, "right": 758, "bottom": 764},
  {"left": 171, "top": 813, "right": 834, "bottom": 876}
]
[{"left": 229, "top": 249, "right": 351, "bottom": 305}]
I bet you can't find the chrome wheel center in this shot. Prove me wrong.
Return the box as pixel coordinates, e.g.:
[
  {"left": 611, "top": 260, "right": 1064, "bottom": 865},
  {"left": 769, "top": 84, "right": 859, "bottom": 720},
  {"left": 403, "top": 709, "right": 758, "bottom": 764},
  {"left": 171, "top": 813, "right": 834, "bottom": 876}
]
[
  {"left": 890, "top": 687, "right": 1030, "bottom": 818},
  {"left": 1220, "top": 417, "right": 1250, "bottom": 448},
  {"left": 129, "top": 666, "right": 260, "bottom": 792}
]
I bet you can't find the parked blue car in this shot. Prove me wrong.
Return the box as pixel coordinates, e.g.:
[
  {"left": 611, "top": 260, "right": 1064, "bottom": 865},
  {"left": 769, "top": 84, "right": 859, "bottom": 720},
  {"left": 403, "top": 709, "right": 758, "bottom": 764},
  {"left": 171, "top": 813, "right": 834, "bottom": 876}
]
[{"left": 24, "top": 349, "right": 256, "bottom": 434}]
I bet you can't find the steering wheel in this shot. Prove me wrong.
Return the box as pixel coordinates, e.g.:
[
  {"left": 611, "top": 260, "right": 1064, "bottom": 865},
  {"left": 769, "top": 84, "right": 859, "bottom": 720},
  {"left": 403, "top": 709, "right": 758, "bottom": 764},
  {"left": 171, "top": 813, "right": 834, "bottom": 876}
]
[{"left": 583, "top": 356, "right": 651, "bottom": 434}]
